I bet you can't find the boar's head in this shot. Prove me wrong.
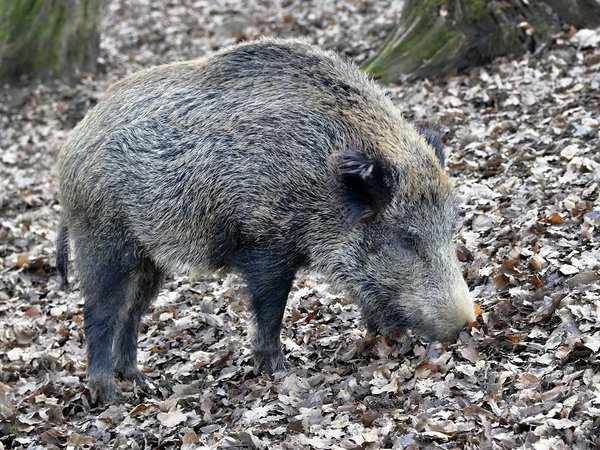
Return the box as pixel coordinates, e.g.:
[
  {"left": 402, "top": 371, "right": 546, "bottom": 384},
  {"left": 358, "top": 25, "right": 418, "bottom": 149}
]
[{"left": 330, "top": 126, "right": 475, "bottom": 343}]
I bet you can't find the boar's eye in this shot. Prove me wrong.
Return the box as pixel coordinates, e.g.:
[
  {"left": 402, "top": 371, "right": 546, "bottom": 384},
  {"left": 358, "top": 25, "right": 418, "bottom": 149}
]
[{"left": 398, "top": 229, "right": 419, "bottom": 251}]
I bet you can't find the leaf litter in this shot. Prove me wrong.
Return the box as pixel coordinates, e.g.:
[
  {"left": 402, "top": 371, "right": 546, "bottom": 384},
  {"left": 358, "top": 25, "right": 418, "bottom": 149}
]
[{"left": 0, "top": 1, "right": 599, "bottom": 449}]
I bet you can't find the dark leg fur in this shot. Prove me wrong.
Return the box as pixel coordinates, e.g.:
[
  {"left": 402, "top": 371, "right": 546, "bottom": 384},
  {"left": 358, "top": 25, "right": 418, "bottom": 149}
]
[
  {"left": 113, "top": 259, "right": 165, "bottom": 382},
  {"left": 235, "top": 248, "right": 304, "bottom": 374},
  {"left": 75, "top": 232, "right": 143, "bottom": 404},
  {"left": 56, "top": 219, "right": 70, "bottom": 288}
]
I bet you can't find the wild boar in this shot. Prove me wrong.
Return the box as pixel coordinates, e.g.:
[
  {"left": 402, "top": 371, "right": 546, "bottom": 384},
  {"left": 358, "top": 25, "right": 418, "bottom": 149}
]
[{"left": 56, "top": 38, "right": 475, "bottom": 403}]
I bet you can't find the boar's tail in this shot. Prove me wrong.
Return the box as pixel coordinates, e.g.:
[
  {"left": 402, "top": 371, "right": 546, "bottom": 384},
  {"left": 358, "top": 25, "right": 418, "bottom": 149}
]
[{"left": 56, "top": 219, "right": 70, "bottom": 289}]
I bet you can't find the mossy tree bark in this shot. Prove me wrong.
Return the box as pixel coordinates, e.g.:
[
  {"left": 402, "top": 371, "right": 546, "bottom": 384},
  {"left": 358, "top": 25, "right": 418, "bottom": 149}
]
[
  {"left": 543, "top": 0, "right": 600, "bottom": 29},
  {"left": 0, "top": 0, "right": 103, "bottom": 84},
  {"left": 364, "top": 0, "right": 600, "bottom": 84}
]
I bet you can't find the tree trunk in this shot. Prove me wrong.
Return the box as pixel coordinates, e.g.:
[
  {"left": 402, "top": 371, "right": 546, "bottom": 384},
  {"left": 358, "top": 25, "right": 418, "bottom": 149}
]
[
  {"left": 364, "top": 0, "right": 600, "bottom": 84},
  {"left": 544, "top": 0, "right": 600, "bottom": 29},
  {"left": 0, "top": 0, "right": 103, "bottom": 84}
]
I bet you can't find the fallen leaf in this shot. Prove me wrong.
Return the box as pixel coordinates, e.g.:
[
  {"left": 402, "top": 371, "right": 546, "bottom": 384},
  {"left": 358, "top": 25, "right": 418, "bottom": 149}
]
[
  {"left": 549, "top": 213, "right": 563, "bottom": 225},
  {"left": 361, "top": 411, "right": 381, "bottom": 427},
  {"left": 157, "top": 406, "right": 188, "bottom": 427},
  {"left": 181, "top": 431, "right": 201, "bottom": 450},
  {"left": 559, "top": 264, "right": 578, "bottom": 275},
  {"left": 459, "top": 345, "right": 479, "bottom": 363},
  {"left": 129, "top": 403, "right": 151, "bottom": 416},
  {"left": 528, "top": 254, "right": 547, "bottom": 272}
]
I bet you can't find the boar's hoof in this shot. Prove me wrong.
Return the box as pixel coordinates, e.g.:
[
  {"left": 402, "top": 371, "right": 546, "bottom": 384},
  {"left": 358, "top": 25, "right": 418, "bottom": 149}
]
[
  {"left": 253, "top": 350, "right": 291, "bottom": 375},
  {"left": 89, "top": 377, "right": 124, "bottom": 405},
  {"left": 115, "top": 365, "right": 147, "bottom": 385}
]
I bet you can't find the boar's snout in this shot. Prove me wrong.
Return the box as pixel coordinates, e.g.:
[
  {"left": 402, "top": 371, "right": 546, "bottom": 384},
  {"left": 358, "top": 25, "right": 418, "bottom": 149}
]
[{"left": 427, "top": 277, "right": 476, "bottom": 343}]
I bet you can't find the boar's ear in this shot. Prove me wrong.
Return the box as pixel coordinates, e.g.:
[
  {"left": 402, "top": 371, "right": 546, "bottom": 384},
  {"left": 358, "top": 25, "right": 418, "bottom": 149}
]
[
  {"left": 338, "top": 146, "right": 394, "bottom": 224},
  {"left": 415, "top": 122, "right": 445, "bottom": 166}
]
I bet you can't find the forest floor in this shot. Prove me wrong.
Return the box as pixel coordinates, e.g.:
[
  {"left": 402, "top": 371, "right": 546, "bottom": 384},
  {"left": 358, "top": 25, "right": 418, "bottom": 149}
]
[{"left": 1, "top": 1, "right": 599, "bottom": 449}]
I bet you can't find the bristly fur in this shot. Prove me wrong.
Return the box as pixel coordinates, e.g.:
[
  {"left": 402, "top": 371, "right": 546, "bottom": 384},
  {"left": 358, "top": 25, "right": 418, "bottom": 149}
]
[
  {"left": 415, "top": 122, "right": 446, "bottom": 166},
  {"left": 57, "top": 38, "right": 474, "bottom": 403},
  {"left": 56, "top": 219, "right": 69, "bottom": 288}
]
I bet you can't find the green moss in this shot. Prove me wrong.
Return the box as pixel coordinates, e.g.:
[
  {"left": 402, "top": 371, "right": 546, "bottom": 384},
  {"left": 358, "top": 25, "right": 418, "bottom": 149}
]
[
  {"left": 364, "top": 8, "right": 466, "bottom": 83},
  {"left": 1, "top": 1, "right": 31, "bottom": 42},
  {"left": 1, "top": 0, "right": 100, "bottom": 82},
  {"left": 364, "top": 13, "right": 439, "bottom": 79},
  {"left": 465, "top": 0, "right": 486, "bottom": 23},
  {"left": 426, "top": 30, "right": 466, "bottom": 66},
  {"left": 10, "top": 0, "right": 43, "bottom": 39},
  {"left": 399, "top": 0, "right": 444, "bottom": 24},
  {"left": 529, "top": 8, "right": 551, "bottom": 41}
]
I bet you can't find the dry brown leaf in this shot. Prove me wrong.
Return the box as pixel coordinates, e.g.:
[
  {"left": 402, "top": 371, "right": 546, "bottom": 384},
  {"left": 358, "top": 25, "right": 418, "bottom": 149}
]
[
  {"left": 181, "top": 431, "right": 201, "bottom": 450},
  {"left": 128, "top": 403, "right": 151, "bottom": 416},
  {"left": 515, "top": 373, "right": 540, "bottom": 390},
  {"left": 549, "top": 213, "right": 564, "bottom": 225},
  {"left": 504, "top": 335, "right": 522, "bottom": 344},
  {"left": 361, "top": 411, "right": 381, "bottom": 427},
  {"left": 528, "top": 254, "right": 548, "bottom": 273}
]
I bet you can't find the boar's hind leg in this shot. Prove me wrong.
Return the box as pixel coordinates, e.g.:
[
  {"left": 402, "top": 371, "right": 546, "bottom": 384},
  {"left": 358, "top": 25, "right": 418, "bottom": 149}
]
[
  {"left": 236, "top": 250, "right": 304, "bottom": 375},
  {"left": 113, "top": 258, "right": 165, "bottom": 384},
  {"left": 76, "top": 233, "right": 143, "bottom": 404}
]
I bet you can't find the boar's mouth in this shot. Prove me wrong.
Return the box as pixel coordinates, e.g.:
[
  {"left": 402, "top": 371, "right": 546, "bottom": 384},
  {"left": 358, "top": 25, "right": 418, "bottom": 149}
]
[
  {"left": 366, "top": 296, "right": 473, "bottom": 344},
  {"left": 357, "top": 278, "right": 474, "bottom": 343},
  {"left": 364, "top": 303, "right": 425, "bottom": 338}
]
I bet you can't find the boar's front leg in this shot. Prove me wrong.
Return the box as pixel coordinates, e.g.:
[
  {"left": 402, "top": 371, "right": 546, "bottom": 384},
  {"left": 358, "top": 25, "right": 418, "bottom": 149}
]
[{"left": 235, "top": 249, "right": 304, "bottom": 374}]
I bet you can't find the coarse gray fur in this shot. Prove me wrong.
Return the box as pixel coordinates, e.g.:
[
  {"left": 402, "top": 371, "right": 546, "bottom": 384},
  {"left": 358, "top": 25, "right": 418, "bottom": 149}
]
[{"left": 56, "top": 38, "right": 475, "bottom": 404}]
